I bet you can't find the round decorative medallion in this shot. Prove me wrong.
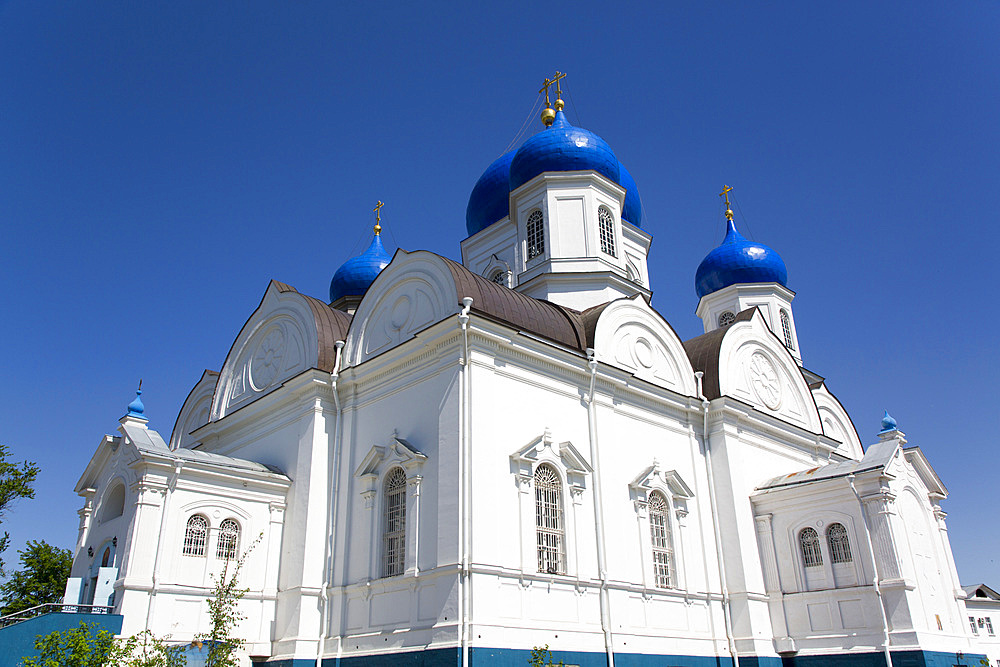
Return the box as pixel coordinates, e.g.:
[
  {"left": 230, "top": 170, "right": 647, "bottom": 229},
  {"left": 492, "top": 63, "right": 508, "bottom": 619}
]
[
  {"left": 389, "top": 295, "right": 412, "bottom": 330},
  {"left": 250, "top": 326, "right": 286, "bottom": 391},
  {"left": 747, "top": 351, "right": 781, "bottom": 409},
  {"left": 634, "top": 337, "right": 654, "bottom": 368}
]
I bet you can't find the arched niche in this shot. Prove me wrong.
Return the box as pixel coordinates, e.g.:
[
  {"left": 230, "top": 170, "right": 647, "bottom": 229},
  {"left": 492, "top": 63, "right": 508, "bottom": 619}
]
[
  {"left": 717, "top": 311, "right": 821, "bottom": 432},
  {"left": 344, "top": 251, "right": 458, "bottom": 367},
  {"left": 591, "top": 295, "right": 696, "bottom": 396},
  {"left": 170, "top": 370, "right": 218, "bottom": 450},
  {"left": 212, "top": 282, "right": 321, "bottom": 420},
  {"left": 811, "top": 383, "right": 863, "bottom": 459}
]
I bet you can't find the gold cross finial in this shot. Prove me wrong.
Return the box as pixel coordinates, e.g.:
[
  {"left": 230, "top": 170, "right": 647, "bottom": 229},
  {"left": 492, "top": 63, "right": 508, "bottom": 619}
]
[
  {"left": 719, "top": 185, "right": 734, "bottom": 221},
  {"left": 373, "top": 200, "right": 383, "bottom": 235},
  {"left": 552, "top": 71, "right": 567, "bottom": 110},
  {"left": 539, "top": 76, "right": 553, "bottom": 107}
]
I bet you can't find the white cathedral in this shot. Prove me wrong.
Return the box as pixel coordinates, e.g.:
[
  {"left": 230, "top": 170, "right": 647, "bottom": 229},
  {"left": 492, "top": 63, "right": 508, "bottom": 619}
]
[{"left": 64, "top": 83, "right": 989, "bottom": 667}]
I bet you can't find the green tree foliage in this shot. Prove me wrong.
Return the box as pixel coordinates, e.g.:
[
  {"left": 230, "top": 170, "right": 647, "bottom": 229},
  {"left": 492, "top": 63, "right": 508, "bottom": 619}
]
[
  {"left": 0, "top": 444, "right": 39, "bottom": 572},
  {"left": 20, "top": 621, "right": 117, "bottom": 667},
  {"left": 1, "top": 540, "right": 72, "bottom": 615},
  {"left": 195, "top": 532, "right": 262, "bottom": 667},
  {"left": 115, "top": 630, "right": 187, "bottom": 667},
  {"left": 528, "top": 645, "right": 564, "bottom": 667}
]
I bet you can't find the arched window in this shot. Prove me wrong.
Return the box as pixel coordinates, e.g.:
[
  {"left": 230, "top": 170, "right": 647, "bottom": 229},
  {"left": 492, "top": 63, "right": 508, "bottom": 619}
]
[
  {"left": 382, "top": 467, "right": 407, "bottom": 578},
  {"left": 648, "top": 492, "right": 675, "bottom": 588},
  {"left": 718, "top": 311, "right": 737, "bottom": 327},
  {"left": 598, "top": 206, "right": 616, "bottom": 257},
  {"left": 780, "top": 310, "right": 794, "bottom": 349},
  {"left": 534, "top": 464, "right": 565, "bottom": 574},
  {"left": 799, "top": 527, "right": 822, "bottom": 567},
  {"left": 490, "top": 270, "right": 507, "bottom": 286},
  {"left": 101, "top": 547, "right": 111, "bottom": 568},
  {"left": 827, "top": 523, "right": 852, "bottom": 564},
  {"left": 100, "top": 483, "right": 125, "bottom": 524},
  {"left": 216, "top": 519, "right": 240, "bottom": 560},
  {"left": 183, "top": 515, "right": 208, "bottom": 557},
  {"left": 526, "top": 210, "right": 545, "bottom": 260}
]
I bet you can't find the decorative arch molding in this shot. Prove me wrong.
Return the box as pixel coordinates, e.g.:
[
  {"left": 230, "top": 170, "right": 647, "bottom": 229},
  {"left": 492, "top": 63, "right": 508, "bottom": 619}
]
[
  {"left": 170, "top": 370, "right": 219, "bottom": 450},
  {"left": 98, "top": 477, "right": 128, "bottom": 525},
  {"left": 178, "top": 498, "right": 253, "bottom": 523},
  {"left": 212, "top": 282, "right": 322, "bottom": 420},
  {"left": 811, "top": 383, "right": 863, "bottom": 459},
  {"left": 354, "top": 436, "right": 428, "bottom": 508},
  {"left": 509, "top": 427, "right": 593, "bottom": 494},
  {"left": 717, "top": 312, "right": 821, "bottom": 432},
  {"left": 344, "top": 251, "right": 459, "bottom": 367},
  {"left": 592, "top": 295, "right": 696, "bottom": 395}
]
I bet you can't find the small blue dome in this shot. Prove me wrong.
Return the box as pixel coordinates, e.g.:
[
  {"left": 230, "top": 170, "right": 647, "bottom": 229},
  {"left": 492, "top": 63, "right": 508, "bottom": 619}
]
[
  {"left": 127, "top": 388, "right": 145, "bottom": 419},
  {"left": 618, "top": 161, "right": 643, "bottom": 227},
  {"left": 466, "top": 150, "right": 514, "bottom": 237},
  {"left": 879, "top": 410, "right": 898, "bottom": 433},
  {"left": 330, "top": 233, "right": 392, "bottom": 303},
  {"left": 695, "top": 219, "right": 788, "bottom": 298},
  {"left": 510, "top": 111, "right": 620, "bottom": 192}
]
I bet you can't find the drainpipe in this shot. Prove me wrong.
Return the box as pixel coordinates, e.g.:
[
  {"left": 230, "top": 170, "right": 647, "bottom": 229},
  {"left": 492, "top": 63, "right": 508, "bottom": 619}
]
[
  {"left": 458, "top": 298, "right": 473, "bottom": 667},
  {"left": 695, "top": 371, "right": 738, "bottom": 667},
  {"left": 847, "top": 473, "right": 893, "bottom": 667},
  {"left": 317, "top": 340, "right": 346, "bottom": 667},
  {"left": 585, "top": 348, "right": 615, "bottom": 667},
  {"left": 145, "top": 458, "right": 183, "bottom": 631}
]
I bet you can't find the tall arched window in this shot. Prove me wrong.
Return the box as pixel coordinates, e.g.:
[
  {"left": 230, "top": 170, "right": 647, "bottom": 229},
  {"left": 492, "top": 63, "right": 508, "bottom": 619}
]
[
  {"left": 780, "top": 310, "right": 794, "bottom": 349},
  {"left": 382, "top": 467, "right": 407, "bottom": 577},
  {"left": 648, "top": 492, "right": 675, "bottom": 588},
  {"left": 216, "top": 519, "right": 240, "bottom": 560},
  {"left": 526, "top": 210, "right": 545, "bottom": 260},
  {"left": 534, "top": 464, "right": 565, "bottom": 574},
  {"left": 827, "top": 523, "right": 852, "bottom": 564},
  {"left": 183, "top": 515, "right": 208, "bottom": 557},
  {"left": 799, "top": 527, "right": 822, "bottom": 567},
  {"left": 598, "top": 206, "right": 616, "bottom": 257}
]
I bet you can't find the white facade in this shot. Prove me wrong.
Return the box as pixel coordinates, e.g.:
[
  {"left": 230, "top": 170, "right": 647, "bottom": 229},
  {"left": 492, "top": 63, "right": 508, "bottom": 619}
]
[{"left": 64, "top": 108, "right": 992, "bottom": 667}]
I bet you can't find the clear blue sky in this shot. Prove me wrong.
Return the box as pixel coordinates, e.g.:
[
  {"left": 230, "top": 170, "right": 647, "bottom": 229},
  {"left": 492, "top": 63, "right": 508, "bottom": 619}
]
[{"left": 1, "top": 2, "right": 997, "bottom": 586}]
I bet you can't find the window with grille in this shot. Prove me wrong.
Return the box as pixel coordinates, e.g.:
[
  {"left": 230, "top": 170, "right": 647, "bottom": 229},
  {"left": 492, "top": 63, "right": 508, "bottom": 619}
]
[
  {"left": 971, "top": 616, "right": 979, "bottom": 635},
  {"left": 827, "top": 523, "right": 851, "bottom": 564},
  {"left": 718, "top": 311, "right": 737, "bottom": 327},
  {"left": 526, "top": 210, "right": 545, "bottom": 260},
  {"left": 534, "top": 464, "right": 565, "bottom": 575},
  {"left": 183, "top": 515, "right": 208, "bottom": 556},
  {"left": 382, "top": 467, "right": 407, "bottom": 578},
  {"left": 799, "top": 527, "right": 822, "bottom": 567},
  {"left": 598, "top": 206, "right": 616, "bottom": 257},
  {"left": 648, "top": 492, "right": 675, "bottom": 588},
  {"left": 987, "top": 617, "right": 995, "bottom": 636},
  {"left": 780, "top": 310, "right": 794, "bottom": 349},
  {"left": 490, "top": 270, "right": 507, "bottom": 286},
  {"left": 216, "top": 519, "right": 240, "bottom": 560}
]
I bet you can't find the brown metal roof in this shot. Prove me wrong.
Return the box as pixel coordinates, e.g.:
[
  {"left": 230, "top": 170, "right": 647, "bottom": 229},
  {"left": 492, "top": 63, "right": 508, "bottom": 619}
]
[
  {"left": 269, "top": 280, "right": 352, "bottom": 372},
  {"left": 438, "top": 256, "right": 589, "bottom": 351},
  {"left": 682, "top": 308, "right": 756, "bottom": 399}
]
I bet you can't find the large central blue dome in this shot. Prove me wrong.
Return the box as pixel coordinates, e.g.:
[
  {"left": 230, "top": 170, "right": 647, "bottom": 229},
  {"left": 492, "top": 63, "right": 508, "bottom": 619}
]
[
  {"left": 509, "top": 111, "right": 620, "bottom": 191},
  {"left": 695, "top": 219, "right": 788, "bottom": 298},
  {"left": 465, "top": 110, "right": 643, "bottom": 237}
]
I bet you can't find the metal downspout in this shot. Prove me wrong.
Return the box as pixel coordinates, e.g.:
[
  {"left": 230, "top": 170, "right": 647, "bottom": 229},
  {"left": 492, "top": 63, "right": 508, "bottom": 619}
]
[
  {"left": 317, "top": 340, "right": 345, "bottom": 667},
  {"left": 585, "top": 349, "right": 615, "bottom": 667},
  {"left": 458, "top": 297, "right": 473, "bottom": 667},
  {"left": 847, "top": 473, "right": 894, "bottom": 667},
  {"left": 695, "top": 371, "right": 739, "bottom": 667}
]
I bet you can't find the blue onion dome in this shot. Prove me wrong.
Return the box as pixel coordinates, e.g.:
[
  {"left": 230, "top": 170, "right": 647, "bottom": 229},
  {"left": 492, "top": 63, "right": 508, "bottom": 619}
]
[
  {"left": 879, "top": 410, "right": 898, "bottom": 433},
  {"left": 329, "top": 232, "right": 392, "bottom": 303},
  {"left": 695, "top": 219, "right": 788, "bottom": 298},
  {"left": 126, "top": 383, "right": 145, "bottom": 419},
  {"left": 617, "top": 161, "right": 643, "bottom": 227},
  {"left": 509, "top": 110, "right": 620, "bottom": 192},
  {"left": 466, "top": 150, "right": 515, "bottom": 237}
]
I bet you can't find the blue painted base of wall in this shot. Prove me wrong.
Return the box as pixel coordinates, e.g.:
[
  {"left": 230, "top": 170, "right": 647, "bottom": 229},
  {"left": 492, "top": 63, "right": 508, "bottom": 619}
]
[
  {"left": 264, "top": 648, "right": 987, "bottom": 667},
  {"left": 0, "top": 612, "right": 123, "bottom": 667}
]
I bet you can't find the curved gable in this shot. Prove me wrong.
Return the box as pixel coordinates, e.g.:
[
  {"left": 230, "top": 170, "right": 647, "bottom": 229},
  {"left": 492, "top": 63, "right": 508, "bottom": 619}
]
[
  {"left": 715, "top": 310, "right": 821, "bottom": 432},
  {"left": 169, "top": 370, "right": 218, "bottom": 450},
  {"left": 591, "top": 295, "right": 696, "bottom": 395},
  {"left": 212, "top": 280, "right": 351, "bottom": 419},
  {"left": 811, "top": 383, "right": 863, "bottom": 459}
]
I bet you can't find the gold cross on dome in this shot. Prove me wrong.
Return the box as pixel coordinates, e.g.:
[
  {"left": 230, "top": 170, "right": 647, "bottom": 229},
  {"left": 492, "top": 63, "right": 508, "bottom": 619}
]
[
  {"left": 719, "top": 185, "right": 734, "bottom": 221},
  {"left": 539, "top": 76, "right": 553, "bottom": 106},
  {"left": 373, "top": 200, "right": 383, "bottom": 235},
  {"left": 552, "top": 71, "right": 566, "bottom": 97}
]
